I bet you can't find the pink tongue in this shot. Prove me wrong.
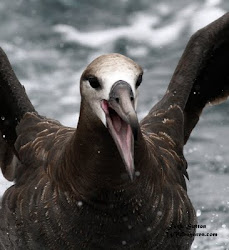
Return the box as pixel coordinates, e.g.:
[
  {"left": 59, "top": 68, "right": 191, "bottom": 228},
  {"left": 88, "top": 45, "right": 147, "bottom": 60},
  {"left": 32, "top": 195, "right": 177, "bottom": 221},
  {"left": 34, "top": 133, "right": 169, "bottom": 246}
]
[
  {"left": 110, "top": 113, "right": 133, "bottom": 171},
  {"left": 101, "top": 100, "right": 134, "bottom": 176},
  {"left": 112, "top": 115, "right": 122, "bottom": 132}
]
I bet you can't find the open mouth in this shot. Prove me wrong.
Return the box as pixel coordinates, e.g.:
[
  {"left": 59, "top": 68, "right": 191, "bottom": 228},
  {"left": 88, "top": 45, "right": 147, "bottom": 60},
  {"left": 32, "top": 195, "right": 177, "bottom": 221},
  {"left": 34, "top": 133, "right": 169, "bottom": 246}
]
[{"left": 101, "top": 100, "right": 134, "bottom": 180}]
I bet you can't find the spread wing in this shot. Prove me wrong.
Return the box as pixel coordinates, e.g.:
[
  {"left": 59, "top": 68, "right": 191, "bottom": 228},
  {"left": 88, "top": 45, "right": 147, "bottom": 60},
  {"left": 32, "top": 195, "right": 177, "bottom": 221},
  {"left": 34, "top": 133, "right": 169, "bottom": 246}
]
[
  {"left": 0, "top": 47, "right": 36, "bottom": 181},
  {"left": 141, "top": 12, "right": 229, "bottom": 146},
  {"left": 0, "top": 47, "right": 75, "bottom": 182}
]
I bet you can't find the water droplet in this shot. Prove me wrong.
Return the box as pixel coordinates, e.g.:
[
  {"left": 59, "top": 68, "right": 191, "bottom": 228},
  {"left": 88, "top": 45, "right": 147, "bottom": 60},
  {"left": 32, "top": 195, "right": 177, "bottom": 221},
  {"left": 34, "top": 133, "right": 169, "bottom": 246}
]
[
  {"left": 196, "top": 209, "right": 201, "bottom": 217},
  {"left": 77, "top": 201, "right": 83, "bottom": 207},
  {"left": 157, "top": 211, "right": 162, "bottom": 216},
  {"left": 2, "top": 134, "right": 5, "bottom": 139},
  {"left": 1, "top": 116, "right": 5, "bottom": 121},
  {"left": 135, "top": 171, "right": 140, "bottom": 177},
  {"left": 122, "top": 240, "right": 127, "bottom": 245},
  {"left": 147, "top": 227, "right": 152, "bottom": 232},
  {"left": 34, "top": 186, "right": 37, "bottom": 190},
  {"left": 97, "top": 150, "right": 100, "bottom": 154}
]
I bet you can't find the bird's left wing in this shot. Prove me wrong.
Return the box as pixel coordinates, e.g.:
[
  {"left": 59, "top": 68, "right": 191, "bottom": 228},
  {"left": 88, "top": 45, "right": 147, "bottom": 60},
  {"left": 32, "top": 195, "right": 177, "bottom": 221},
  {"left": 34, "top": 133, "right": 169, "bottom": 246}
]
[{"left": 141, "top": 12, "right": 229, "bottom": 146}]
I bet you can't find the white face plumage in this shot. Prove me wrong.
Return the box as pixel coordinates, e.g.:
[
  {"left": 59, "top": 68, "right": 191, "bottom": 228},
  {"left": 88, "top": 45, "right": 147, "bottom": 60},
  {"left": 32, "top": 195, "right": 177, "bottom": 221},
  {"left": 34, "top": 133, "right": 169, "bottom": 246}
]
[{"left": 80, "top": 53, "right": 143, "bottom": 126}]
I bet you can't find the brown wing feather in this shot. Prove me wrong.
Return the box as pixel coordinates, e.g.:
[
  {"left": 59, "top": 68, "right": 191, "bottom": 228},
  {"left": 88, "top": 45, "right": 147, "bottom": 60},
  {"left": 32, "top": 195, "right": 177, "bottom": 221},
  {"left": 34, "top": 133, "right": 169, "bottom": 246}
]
[
  {"left": 0, "top": 47, "right": 36, "bottom": 180},
  {"left": 0, "top": 111, "right": 75, "bottom": 182},
  {"left": 14, "top": 113, "right": 75, "bottom": 181},
  {"left": 0, "top": 132, "right": 17, "bottom": 181},
  {"left": 0, "top": 47, "right": 35, "bottom": 147},
  {"left": 141, "top": 12, "right": 229, "bottom": 145}
]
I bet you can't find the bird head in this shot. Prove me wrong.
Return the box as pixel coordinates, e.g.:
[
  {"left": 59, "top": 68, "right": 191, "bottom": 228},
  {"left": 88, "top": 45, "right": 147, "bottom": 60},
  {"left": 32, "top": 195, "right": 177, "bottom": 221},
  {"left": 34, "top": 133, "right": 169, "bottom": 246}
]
[{"left": 80, "top": 54, "right": 143, "bottom": 180}]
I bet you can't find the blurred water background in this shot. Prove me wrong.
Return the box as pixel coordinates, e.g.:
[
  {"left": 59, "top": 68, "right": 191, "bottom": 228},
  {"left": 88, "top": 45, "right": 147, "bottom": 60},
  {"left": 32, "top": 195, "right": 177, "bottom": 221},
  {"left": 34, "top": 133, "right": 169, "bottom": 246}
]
[{"left": 0, "top": 0, "right": 229, "bottom": 249}]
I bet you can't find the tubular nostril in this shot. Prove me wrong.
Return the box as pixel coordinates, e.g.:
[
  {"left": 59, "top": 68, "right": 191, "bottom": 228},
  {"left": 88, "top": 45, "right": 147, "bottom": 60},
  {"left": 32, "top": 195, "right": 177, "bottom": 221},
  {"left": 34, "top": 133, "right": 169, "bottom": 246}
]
[
  {"left": 130, "top": 97, "right": 134, "bottom": 101},
  {"left": 115, "top": 97, "right": 119, "bottom": 103}
]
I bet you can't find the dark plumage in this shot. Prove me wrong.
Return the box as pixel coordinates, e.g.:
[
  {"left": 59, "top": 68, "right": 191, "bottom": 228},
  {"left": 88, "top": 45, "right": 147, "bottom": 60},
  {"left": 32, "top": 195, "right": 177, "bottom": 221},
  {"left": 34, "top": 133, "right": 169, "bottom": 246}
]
[{"left": 0, "top": 13, "right": 229, "bottom": 250}]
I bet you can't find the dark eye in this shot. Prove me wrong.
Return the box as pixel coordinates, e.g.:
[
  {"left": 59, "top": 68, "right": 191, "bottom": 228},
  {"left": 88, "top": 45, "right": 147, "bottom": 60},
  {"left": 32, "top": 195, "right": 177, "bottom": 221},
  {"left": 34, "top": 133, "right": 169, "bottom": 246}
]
[
  {"left": 87, "top": 76, "right": 101, "bottom": 89},
  {"left": 136, "top": 74, "right": 143, "bottom": 88}
]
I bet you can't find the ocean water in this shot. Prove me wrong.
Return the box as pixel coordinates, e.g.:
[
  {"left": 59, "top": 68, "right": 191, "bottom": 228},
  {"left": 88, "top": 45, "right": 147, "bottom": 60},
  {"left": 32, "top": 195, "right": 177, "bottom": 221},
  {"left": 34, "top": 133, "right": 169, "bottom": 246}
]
[{"left": 0, "top": 0, "right": 229, "bottom": 249}]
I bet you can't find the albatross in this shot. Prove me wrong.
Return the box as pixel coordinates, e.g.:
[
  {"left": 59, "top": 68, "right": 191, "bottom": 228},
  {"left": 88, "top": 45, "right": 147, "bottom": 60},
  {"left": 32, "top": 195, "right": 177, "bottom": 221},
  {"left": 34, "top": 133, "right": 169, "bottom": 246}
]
[{"left": 0, "top": 12, "right": 229, "bottom": 250}]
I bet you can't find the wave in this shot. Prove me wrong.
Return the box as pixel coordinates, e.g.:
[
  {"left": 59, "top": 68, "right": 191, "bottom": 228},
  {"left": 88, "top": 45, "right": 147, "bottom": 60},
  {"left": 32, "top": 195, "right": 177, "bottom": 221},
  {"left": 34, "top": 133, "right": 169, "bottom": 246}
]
[{"left": 53, "top": 1, "right": 225, "bottom": 52}]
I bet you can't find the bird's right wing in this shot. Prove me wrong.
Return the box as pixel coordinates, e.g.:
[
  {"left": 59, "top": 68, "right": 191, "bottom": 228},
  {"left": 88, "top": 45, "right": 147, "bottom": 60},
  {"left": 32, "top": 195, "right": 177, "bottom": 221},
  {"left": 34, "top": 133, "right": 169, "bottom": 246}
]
[
  {"left": 14, "top": 112, "right": 75, "bottom": 182},
  {"left": 141, "top": 12, "right": 229, "bottom": 147},
  {"left": 0, "top": 47, "right": 75, "bottom": 184},
  {"left": 0, "top": 47, "right": 37, "bottom": 181},
  {"left": 0, "top": 48, "right": 36, "bottom": 146}
]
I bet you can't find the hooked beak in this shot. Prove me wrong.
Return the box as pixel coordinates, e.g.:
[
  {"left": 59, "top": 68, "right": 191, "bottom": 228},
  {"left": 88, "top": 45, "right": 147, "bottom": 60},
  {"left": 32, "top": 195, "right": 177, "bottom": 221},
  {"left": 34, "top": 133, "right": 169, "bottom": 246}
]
[{"left": 101, "top": 80, "right": 139, "bottom": 181}]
